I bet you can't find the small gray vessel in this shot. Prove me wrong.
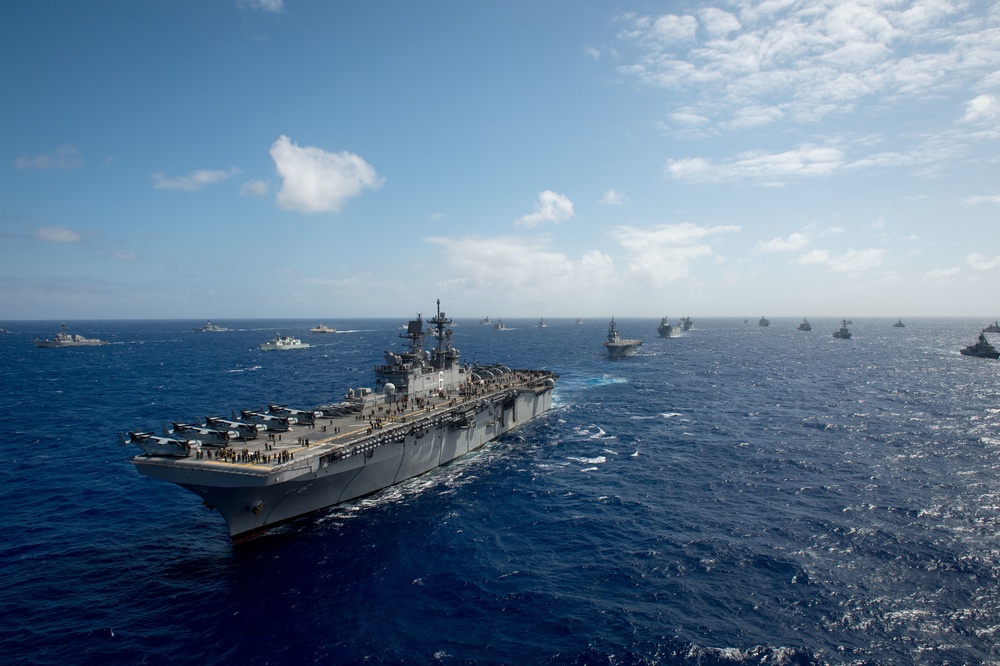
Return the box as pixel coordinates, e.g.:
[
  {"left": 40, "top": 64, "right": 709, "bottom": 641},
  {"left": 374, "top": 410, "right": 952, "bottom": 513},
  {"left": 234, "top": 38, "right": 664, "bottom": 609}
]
[{"left": 32, "top": 323, "right": 108, "bottom": 348}]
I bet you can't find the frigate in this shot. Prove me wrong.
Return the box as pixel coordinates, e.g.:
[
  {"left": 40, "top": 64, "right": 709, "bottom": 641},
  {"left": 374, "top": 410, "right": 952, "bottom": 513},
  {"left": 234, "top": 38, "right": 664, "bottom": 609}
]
[
  {"left": 123, "top": 301, "right": 557, "bottom": 541},
  {"left": 32, "top": 323, "right": 109, "bottom": 347}
]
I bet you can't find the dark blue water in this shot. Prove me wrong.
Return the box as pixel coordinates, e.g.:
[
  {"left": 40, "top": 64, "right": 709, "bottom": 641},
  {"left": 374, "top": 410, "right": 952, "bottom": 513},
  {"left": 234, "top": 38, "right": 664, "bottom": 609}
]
[{"left": 2, "top": 317, "right": 999, "bottom": 665}]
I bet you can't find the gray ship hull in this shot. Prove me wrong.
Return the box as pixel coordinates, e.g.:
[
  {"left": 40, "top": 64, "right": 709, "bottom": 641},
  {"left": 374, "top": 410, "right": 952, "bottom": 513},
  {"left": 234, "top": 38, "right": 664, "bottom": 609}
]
[{"left": 135, "top": 386, "right": 553, "bottom": 540}]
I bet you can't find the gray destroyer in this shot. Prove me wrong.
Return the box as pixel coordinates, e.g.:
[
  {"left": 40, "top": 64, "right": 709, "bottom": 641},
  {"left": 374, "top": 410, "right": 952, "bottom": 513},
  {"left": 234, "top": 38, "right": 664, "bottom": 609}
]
[{"left": 124, "top": 301, "right": 557, "bottom": 541}]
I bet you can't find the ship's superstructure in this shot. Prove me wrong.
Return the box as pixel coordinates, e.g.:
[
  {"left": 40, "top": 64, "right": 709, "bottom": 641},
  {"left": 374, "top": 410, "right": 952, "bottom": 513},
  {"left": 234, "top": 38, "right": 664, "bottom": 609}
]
[{"left": 125, "top": 301, "right": 557, "bottom": 541}]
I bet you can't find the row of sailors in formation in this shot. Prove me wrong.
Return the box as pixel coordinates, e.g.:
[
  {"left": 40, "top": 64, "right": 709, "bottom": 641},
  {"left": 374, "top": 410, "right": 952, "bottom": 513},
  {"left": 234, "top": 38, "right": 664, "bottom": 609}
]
[{"left": 195, "top": 446, "right": 295, "bottom": 464}]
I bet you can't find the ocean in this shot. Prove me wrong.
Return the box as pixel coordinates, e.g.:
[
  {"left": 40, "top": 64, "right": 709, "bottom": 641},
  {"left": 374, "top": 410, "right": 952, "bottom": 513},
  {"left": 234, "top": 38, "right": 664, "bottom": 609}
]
[{"left": 2, "top": 316, "right": 999, "bottom": 665}]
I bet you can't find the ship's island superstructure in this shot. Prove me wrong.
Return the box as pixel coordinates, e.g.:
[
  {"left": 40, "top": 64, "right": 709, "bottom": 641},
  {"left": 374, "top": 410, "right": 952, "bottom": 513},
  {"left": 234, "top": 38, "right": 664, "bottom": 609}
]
[{"left": 124, "top": 301, "right": 557, "bottom": 542}]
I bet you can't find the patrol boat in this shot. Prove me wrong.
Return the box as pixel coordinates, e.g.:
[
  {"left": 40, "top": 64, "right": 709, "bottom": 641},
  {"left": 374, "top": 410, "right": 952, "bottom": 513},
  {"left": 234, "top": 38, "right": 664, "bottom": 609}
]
[{"left": 124, "top": 301, "right": 558, "bottom": 542}]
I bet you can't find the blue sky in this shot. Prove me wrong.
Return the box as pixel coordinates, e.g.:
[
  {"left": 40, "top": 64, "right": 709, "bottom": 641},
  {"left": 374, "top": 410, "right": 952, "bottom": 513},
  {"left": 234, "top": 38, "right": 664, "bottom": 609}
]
[{"left": 3, "top": 0, "right": 1000, "bottom": 320}]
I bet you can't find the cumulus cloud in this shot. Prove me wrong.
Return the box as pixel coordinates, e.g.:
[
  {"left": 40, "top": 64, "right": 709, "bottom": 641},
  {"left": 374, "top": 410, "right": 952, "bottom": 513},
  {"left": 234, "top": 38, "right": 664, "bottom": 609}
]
[
  {"left": 610, "top": 222, "right": 739, "bottom": 287},
  {"left": 16, "top": 145, "right": 81, "bottom": 170},
  {"left": 755, "top": 232, "right": 809, "bottom": 253},
  {"left": 36, "top": 226, "right": 82, "bottom": 242},
  {"left": 270, "top": 135, "right": 384, "bottom": 214},
  {"left": 241, "top": 179, "right": 270, "bottom": 197},
  {"left": 515, "top": 190, "right": 575, "bottom": 228},
  {"left": 425, "top": 235, "right": 615, "bottom": 298},
  {"left": 153, "top": 168, "right": 238, "bottom": 191},
  {"left": 600, "top": 189, "right": 627, "bottom": 205}
]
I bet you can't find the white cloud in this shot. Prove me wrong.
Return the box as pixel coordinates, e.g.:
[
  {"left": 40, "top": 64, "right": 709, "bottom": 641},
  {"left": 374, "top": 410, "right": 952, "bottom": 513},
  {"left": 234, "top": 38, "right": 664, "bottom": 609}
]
[
  {"left": 665, "top": 145, "right": 844, "bottom": 183},
  {"left": 699, "top": 8, "right": 740, "bottom": 37},
  {"left": 36, "top": 226, "right": 82, "bottom": 242},
  {"left": 924, "top": 267, "right": 961, "bottom": 280},
  {"left": 515, "top": 190, "right": 575, "bottom": 228},
  {"left": 153, "top": 168, "right": 238, "bottom": 191},
  {"left": 112, "top": 249, "right": 137, "bottom": 261},
  {"left": 270, "top": 135, "right": 384, "bottom": 214},
  {"left": 793, "top": 249, "right": 830, "bottom": 266},
  {"left": 16, "top": 145, "right": 81, "bottom": 170},
  {"left": 241, "top": 179, "right": 270, "bottom": 197},
  {"left": 600, "top": 189, "right": 627, "bottom": 205},
  {"left": 967, "top": 253, "right": 1000, "bottom": 270},
  {"left": 964, "top": 195, "right": 1000, "bottom": 205},
  {"left": 755, "top": 232, "right": 809, "bottom": 252},
  {"left": 962, "top": 94, "right": 1000, "bottom": 123},
  {"left": 610, "top": 222, "right": 740, "bottom": 287},
  {"left": 425, "top": 235, "right": 615, "bottom": 298},
  {"left": 618, "top": 1, "right": 994, "bottom": 136},
  {"left": 794, "top": 247, "right": 884, "bottom": 272}
]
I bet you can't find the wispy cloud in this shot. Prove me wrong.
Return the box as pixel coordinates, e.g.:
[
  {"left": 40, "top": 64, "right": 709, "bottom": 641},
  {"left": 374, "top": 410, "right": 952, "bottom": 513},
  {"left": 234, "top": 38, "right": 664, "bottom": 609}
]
[
  {"left": 241, "top": 179, "right": 270, "bottom": 197},
  {"left": 600, "top": 189, "right": 627, "bottom": 205},
  {"left": 515, "top": 191, "right": 575, "bottom": 228},
  {"left": 16, "top": 145, "right": 82, "bottom": 170},
  {"left": 36, "top": 226, "right": 82, "bottom": 242},
  {"left": 967, "top": 253, "right": 1000, "bottom": 270},
  {"left": 924, "top": 267, "right": 961, "bottom": 280},
  {"left": 665, "top": 145, "right": 844, "bottom": 184},
  {"left": 270, "top": 135, "right": 383, "bottom": 214},
  {"left": 153, "top": 167, "right": 239, "bottom": 191},
  {"left": 793, "top": 247, "right": 885, "bottom": 272},
  {"left": 964, "top": 195, "right": 1000, "bottom": 205},
  {"left": 238, "top": 0, "right": 284, "bottom": 13}
]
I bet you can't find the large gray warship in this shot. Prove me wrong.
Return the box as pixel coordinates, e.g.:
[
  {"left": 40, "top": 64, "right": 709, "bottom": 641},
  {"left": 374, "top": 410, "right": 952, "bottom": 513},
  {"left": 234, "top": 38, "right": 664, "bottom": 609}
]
[
  {"left": 603, "top": 317, "right": 642, "bottom": 358},
  {"left": 123, "top": 301, "right": 557, "bottom": 542}
]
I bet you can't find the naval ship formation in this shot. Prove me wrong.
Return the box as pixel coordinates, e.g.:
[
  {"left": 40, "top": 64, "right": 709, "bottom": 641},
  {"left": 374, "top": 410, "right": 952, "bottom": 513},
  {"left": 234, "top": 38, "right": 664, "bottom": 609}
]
[{"left": 123, "top": 301, "right": 557, "bottom": 542}]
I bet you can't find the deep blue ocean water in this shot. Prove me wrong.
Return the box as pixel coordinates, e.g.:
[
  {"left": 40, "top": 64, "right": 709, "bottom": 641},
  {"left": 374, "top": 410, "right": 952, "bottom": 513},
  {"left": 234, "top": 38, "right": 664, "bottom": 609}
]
[{"left": 2, "top": 316, "right": 1000, "bottom": 665}]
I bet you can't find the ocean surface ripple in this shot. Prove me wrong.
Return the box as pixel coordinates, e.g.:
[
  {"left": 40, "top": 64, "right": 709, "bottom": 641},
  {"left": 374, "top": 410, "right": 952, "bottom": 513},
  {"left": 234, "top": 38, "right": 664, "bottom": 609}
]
[{"left": 2, "top": 317, "right": 999, "bottom": 665}]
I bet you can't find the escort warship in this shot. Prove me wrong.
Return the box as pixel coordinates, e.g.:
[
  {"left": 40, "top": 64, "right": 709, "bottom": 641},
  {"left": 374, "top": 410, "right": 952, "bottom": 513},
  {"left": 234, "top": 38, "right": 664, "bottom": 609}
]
[
  {"left": 123, "top": 301, "right": 557, "bottom": 542},
  {"left": 32, "top": 323, "right": 109, "bottom": 347}
]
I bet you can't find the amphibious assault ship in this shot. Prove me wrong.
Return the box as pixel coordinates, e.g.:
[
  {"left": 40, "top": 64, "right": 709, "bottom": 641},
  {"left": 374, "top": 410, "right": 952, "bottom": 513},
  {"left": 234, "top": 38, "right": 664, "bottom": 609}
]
[
  {"left": 123, "top": 301, "right": 557, "bottom": 542},
  {"left": 603, "top": 317, "right": 642, "bottom": 358}
]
